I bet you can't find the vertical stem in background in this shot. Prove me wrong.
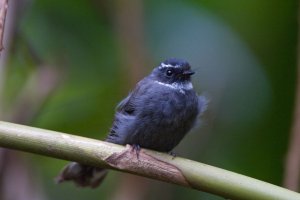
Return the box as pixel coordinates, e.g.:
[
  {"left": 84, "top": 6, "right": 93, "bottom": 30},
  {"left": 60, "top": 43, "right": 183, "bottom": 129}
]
[
  {"left": 0, "top": 0, "right": 8, "bottom": 51},
  {"left": 0, "top": 0, "right": 9, "bottom": 194},
  {"left": 112, "top": 0, "right": 151, "bottom": 200},
  {"left": 0, "top": 0, "right": 14, "bottom": 117},
  {"left": 0, "top": 1, "right": 52, "bottom": 199},
  {"left": 114, "top": 0, "right": 150, "bottom": 86},
  {"left": 283, "top": 3, "right": 300, "bottom": 191}
]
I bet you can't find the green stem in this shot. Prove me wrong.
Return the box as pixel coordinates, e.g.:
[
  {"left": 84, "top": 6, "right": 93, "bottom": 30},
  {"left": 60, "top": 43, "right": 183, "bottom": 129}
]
[{"left": 0, "top": 121, "right": 299, "bottom": 200}]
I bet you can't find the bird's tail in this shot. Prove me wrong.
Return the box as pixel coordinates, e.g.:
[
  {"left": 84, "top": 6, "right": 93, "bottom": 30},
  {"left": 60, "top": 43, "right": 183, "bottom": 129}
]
[{"left": 55, "top": 162, "right": 108, "bottom": 188}]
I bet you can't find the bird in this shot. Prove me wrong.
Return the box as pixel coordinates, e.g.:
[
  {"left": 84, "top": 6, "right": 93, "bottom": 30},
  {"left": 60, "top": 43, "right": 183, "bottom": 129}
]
[{"left": 56, "top": 58, "right": 208, "bottom": 188}]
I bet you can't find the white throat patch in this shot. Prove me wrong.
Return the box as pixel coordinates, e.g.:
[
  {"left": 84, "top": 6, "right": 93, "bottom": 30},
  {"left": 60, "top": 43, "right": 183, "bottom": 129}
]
[{"left": 154, "top": 80, "right": 193, "bottom": 94}]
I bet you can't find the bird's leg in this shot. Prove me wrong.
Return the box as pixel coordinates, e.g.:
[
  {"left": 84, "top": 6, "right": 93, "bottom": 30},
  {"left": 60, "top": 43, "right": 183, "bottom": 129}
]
[{"left": 130, "top": 144, "right": 141, "bottom": 159}]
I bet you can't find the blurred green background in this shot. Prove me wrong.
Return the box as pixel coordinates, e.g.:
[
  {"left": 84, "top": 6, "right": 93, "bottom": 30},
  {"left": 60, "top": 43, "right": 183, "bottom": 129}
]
[{"left": 0, "top": 0, "right": 297, "bottom": 199}]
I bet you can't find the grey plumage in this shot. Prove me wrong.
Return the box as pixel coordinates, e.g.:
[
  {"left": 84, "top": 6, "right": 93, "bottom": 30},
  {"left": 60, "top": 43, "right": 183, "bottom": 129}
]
[{"left": 56, "top": 58, "right": 207, "bottom": 188}]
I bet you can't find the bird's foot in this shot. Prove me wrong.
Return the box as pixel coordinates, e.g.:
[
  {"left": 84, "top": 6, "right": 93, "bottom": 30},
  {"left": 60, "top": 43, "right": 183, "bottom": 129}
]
[
  {"left": 168, "top": 151, "right": 177, "bottom": 159},
  {"left": 130, "top": 144, "right": 141, "bottom": 159}
]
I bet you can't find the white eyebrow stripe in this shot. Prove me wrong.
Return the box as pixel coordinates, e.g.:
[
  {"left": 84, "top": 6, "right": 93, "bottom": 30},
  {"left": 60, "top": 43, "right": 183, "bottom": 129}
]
[
  {"left": 159, "top": 63, "right": 181, "bottom": 69},
  {"left": 154, "top": 80, "right": 193, "bottom": 94}
]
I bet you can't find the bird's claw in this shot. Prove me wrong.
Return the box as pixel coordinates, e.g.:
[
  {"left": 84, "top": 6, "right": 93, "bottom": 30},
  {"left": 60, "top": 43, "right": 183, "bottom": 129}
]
[
  {"left": 130, "top": 144, "right": 141, "bottom": 159},
  {"left": 168, "top": 151, "right": 177, "bottom": 159}
]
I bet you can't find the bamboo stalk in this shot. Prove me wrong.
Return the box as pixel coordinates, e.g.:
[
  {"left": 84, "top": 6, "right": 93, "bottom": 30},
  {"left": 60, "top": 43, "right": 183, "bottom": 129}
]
[{"left": 0, "top": 121, "right": 299, "bottom": 200}]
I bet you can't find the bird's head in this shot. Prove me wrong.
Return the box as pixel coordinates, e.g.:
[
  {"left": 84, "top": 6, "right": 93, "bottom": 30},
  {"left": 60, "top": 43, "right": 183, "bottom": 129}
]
[{"left": 151, "top": 58, "right": 195, "bottom": 85}]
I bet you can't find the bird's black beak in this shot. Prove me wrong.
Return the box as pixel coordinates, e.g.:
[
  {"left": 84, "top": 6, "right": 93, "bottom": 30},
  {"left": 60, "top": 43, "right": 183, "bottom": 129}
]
[{"left": 182, "top": 70, "right": 195, "bottom": 76}]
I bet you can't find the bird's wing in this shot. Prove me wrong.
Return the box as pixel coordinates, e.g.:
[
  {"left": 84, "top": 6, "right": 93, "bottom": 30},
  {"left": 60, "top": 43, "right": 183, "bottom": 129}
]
[
  {"left": 116, "top": 91, "right": 138, "bottom": 115},
  {"left": 106, "top": 81, "right": 146, "bottom": 144},
  {"left": 116, "top": 93, "right": 132, "bottom": 111},
  {"left": 116, "top": 79, "right": 146, "bottom": 115}
]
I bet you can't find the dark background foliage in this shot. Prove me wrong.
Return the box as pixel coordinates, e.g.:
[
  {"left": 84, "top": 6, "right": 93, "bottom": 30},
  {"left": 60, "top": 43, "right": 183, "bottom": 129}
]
[{"left": 0, "top": 0, "right": 297, "bottom": 199}]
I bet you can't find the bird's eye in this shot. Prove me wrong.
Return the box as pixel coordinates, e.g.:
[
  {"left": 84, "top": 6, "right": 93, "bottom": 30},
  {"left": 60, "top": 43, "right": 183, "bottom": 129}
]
[{"left": 166, "top": 69, "right": 173, "bottom": 76}]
